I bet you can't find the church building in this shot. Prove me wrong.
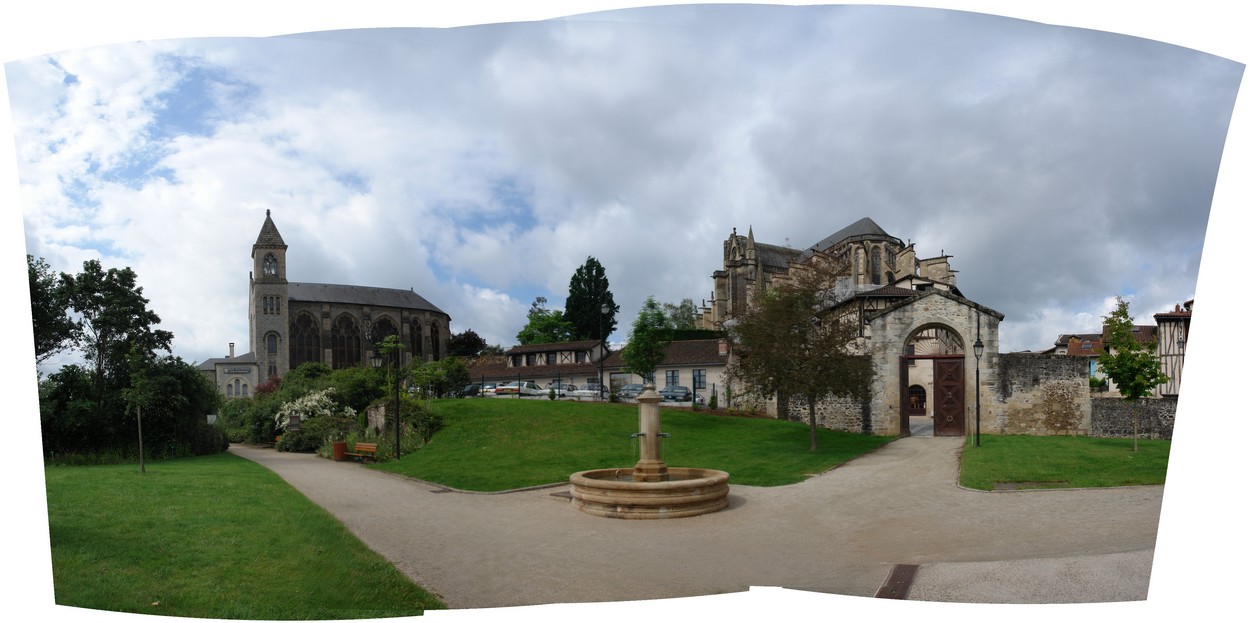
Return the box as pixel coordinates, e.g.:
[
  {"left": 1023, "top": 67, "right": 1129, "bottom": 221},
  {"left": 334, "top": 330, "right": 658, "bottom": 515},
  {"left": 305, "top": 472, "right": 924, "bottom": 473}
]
[
  {"left": 700, "top": 216, "right": 1004, "bottom": 438},
  {"left": 199, "top": 211, "right": 451, "bottom": 398}
]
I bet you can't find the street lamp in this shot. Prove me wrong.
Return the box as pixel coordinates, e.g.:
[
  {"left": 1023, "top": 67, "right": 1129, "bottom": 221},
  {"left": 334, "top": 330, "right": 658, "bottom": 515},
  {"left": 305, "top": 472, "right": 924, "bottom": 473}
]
[
  {"left": 973, "top": 315, "right": 984, "bottom": 448},
  {"left": 599, "top": 302, "right": 610, "bottom": 401},
  {"left": 370, "top": 347, "right": 401, "bottom": 460}
]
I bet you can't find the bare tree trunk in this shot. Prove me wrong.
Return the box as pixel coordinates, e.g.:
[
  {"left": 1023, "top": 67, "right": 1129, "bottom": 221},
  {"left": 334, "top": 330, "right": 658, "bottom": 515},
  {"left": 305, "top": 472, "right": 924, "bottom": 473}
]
[
  {"left": 137, "top": 403, "right": 145, "bottom": 474},
  {"left": 808, "top": 398, "right": 818, "bottom": 452}
]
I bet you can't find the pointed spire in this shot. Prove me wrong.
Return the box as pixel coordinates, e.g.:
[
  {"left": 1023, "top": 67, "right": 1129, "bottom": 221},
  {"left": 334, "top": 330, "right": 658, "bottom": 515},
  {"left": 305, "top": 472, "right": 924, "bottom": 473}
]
[{"left": 254, "top": 210, "right": 287, "bottom": 248}]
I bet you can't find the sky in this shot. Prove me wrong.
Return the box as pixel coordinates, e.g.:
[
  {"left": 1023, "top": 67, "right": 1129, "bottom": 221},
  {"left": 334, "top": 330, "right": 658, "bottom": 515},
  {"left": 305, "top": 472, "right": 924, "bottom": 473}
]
[
  {"left": 6, "top": 2, "right": 1241, "bottom": 372},
  {"left": 4, "top": 2, "right": 1249, "bottom": 622}
]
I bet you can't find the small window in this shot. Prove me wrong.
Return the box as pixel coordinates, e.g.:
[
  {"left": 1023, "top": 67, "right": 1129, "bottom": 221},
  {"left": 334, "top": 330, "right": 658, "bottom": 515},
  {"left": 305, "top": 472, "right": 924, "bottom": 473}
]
[
  {"left": 692, "top": 369, "right": 706, "bottom": 390},
  {"left": 546, "top": 352, "right": 556, "bottom": 365},
  {"left": 526, "top": 353, "right": 537, "bottom": 366},
  {"left": 665, "top": 370, "right": 679, "bottom": 387},
  {"left": 576, "top": 351, "right": 587, "bottom": 363}
]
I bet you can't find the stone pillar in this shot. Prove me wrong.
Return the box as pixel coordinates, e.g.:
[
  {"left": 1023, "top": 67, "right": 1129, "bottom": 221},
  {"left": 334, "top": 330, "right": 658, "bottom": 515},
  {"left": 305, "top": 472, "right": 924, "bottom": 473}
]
[{"left": 634, "top": 384, "right": 670, "bottom": 482}]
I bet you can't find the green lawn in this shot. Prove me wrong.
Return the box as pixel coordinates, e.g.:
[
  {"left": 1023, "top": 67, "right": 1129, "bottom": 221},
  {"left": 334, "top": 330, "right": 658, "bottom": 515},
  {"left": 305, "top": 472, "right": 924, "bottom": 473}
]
[
  {"left": 373, "top": 398, "right": 895, "bottom": 490},
  {"left": 44, "top": 453, "right": 444, "bottom": 619},
  {"left": 959, "top": 434, "right": 1171, "bottom": 490}
]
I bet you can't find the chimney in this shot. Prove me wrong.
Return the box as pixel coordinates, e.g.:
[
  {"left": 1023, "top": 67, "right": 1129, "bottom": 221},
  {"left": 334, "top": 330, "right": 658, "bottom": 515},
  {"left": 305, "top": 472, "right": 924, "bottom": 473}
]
[
  {"left": 718, "top": 338, "right": 729, "bottom": 356},
  {"left": 229, "top": 342, "right": 235, "bottom": 358}
]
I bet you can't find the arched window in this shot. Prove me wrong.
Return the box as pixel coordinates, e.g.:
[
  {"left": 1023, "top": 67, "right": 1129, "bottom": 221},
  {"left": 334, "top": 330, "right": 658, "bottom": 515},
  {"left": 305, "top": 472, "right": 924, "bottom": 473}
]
[
  {"left": 331, "top": 314, "right": 362, "bottom": 369},
  {"left": 371, "top": 317, "right": 399, "bottom": 365},
  {"left": 871, "top": 247, "right": 882, "bottom": 285},
  {"left": 430, "top": 323, "right": 441, "bottom": 361},
  {"left": 262, "top": 253, "right": 279, "bottom": 277},
  {"left": 241, "top": 383, "right": 249, "bottom": 397},
  {"left": 266, "top": 333, "right": 278, "bottom": 354},
  {"left": 226, "top": 383, "right": 234, "bottom": 398},
  {"left": 289, "top": 313, "right": 321, "bottom": 369},
  {"left": 410, "top": 320, "right": 423, "bottom": 360}
]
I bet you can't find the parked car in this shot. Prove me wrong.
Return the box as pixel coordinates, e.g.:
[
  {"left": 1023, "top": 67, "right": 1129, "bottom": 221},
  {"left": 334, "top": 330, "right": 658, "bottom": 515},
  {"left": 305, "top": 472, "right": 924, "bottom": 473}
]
[
  {"left": 517, "top": 381, "right": 545, "bottom": 396},
  {"left": 571, "top": 383, "right": 604, "bottom": 399},
  {"left": 481, "top": 382, "right": 498, "bottom": 396},
  {"left": 494, "top": 381, "right": 520, "bottom": 395},
  {"left": 617, "top": 383, "right": 644, "bottom": 400},
  {"left": 659, "top": 385, "right": 693, "bottom": 402},
  {"left": 547, "top": 381, "right": 577, "bottom": 397},
  {"left": 456, "top": 383, "right": 482, "bottom": 398}
]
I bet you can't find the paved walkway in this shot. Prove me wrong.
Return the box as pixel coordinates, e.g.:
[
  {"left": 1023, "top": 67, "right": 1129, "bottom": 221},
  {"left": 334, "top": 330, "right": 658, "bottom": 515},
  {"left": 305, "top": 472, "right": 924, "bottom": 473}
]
[{"left": 229, "top": 437, "right": 1162, "bottom": 609}]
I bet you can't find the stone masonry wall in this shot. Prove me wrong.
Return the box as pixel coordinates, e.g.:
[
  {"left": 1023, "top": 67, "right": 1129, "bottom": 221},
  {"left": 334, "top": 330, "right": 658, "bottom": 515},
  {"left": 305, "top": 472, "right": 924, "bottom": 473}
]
[
  {"left": 1090, "top": 396, "right": 1176, "bottom": 439},
  {"left": 994, "top": 353, "right": 1090, "bottom": 435},
  {"left": 781, "top": 393, "right": 872, "bottom": 434}
]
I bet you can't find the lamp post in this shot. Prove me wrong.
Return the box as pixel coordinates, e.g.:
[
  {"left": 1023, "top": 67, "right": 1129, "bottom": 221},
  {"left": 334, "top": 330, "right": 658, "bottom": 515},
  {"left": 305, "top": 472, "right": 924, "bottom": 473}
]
[
  {"left": 973, "top": 314, "right": 984, "bottom": 448},
  {"left": 599, "top": 302, "right": 610, "bottom": 401},
  {"left": 370, "top": 347, "right": 400, "bottom": 460}
]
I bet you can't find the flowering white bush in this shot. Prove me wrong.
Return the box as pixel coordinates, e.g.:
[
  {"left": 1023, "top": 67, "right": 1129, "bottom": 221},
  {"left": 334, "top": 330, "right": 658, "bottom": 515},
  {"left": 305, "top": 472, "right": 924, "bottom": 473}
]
[{"left": 275, "top": 388, "right": 357, "bottom": 430}]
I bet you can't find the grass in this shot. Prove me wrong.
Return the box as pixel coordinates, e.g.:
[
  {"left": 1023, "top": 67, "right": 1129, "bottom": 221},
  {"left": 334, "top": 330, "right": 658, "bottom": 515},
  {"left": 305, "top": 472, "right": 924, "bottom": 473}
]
[
  {"left": 958, "top": 434, "right": 1171, "bottom": 491},
  {"left": 373, "top": 398, "right": 895, "bottom": 490},
  {"left": 45, "top": 453, "right": 445, "bottom": 619}
]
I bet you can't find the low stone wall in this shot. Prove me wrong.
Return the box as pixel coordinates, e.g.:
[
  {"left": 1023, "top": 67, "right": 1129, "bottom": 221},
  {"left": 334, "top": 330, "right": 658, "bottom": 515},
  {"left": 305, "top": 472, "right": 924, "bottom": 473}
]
[
  {"left": 992, "top": 353, "right": 1091, "bottom": 436},
  {"left": 1090, "top": 397, "right": 1176, "bottom": 439},
  {"left": 781, "top": 393, "right": 873, "bottom": 435}
]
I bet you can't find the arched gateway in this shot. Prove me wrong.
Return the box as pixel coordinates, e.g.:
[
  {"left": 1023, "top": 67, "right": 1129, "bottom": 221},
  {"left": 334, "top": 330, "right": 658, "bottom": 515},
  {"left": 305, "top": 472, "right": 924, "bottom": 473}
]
[{"left": 900, "top": 325, "right": 965, "bottom": 437}]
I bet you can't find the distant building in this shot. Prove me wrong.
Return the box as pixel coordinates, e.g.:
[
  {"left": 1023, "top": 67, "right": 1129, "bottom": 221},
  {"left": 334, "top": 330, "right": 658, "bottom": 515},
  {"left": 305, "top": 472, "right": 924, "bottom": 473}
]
[{"left": 199, "top": 211, "right": 451, "bottom": 398}]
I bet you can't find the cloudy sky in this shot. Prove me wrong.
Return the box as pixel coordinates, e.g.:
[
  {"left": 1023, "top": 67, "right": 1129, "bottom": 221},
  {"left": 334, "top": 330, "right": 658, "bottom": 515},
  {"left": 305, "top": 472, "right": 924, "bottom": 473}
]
[
  {"left": 5, "top": 3, "right": 1249, "bottom": 620},
  {"left": 6, "top": 2, "right": 1241, "bottom": 372}
]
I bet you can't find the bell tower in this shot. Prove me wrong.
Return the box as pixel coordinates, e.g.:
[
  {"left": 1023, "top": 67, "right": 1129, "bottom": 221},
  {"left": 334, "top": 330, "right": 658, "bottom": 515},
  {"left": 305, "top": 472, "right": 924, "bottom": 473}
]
[{"left": 249, "top": 210, "right": 290, "bottom": 380}]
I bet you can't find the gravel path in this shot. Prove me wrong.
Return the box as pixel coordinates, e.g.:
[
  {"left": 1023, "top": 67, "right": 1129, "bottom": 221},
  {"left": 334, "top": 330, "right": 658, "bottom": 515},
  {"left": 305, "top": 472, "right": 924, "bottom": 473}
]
[{"left": 229, "top": 436, "right": 1161, "bottom": 609}]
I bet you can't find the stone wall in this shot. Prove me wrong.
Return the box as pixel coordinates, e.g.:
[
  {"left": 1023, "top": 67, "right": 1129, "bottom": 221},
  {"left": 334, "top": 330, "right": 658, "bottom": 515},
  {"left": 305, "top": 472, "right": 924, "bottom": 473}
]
[
  {"left": 781, "top": 393, "right": 873, "bottom": 434},
  {"left": 992, "top": 353, "right": 1091, "bottom": 435},
  {"left": 1090, "top": 396, "right": 1176, "bottom": 439}
]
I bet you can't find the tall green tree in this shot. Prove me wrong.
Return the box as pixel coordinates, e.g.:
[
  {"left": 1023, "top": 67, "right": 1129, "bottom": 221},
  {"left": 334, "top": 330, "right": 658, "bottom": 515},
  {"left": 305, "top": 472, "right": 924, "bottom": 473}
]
[
  {"left": 28, "top": 255, "right": 79, "bottom": 364},
  {"left": 662, "top": 298, "right": 699, "bottom": 331},
  {"left": 63, "top": 259, "right": 173, "bottom": 389},
  {"left": 620, "top": 296, "right": 670, "bottom": 384},
  {"left": 727, "top": 259, "right": 872, "bottom": 451},
  {"left": 516, "top": 297, "right": 576, "bottom": 345},
  {"left": 448, "top": 329, "right": 488, "bottom": 357},
  {"left": 1099, "top": 296, "right": 1169, "bottom": 452},
  {"left": 563, "top": 256, "right": 619, "bottom": 341}
]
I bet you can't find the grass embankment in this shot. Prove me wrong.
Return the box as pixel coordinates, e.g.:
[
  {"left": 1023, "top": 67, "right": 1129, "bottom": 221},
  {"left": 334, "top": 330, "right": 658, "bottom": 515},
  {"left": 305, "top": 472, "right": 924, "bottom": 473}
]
[
  {"left": 373, "top": 398, "right": 894, "bottom": 490},
  {"left": 45, "top": 453, "right": 444, "bottom": 619},
  {"left": 959, "top": 434, "right": 1171, "bottom": 490}
]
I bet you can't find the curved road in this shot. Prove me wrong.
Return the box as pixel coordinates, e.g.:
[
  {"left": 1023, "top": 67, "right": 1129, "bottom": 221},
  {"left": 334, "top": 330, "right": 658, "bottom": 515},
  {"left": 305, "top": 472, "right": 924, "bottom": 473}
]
[{"left": 229, "top": 436, "right": 1161, "bottom": 609}]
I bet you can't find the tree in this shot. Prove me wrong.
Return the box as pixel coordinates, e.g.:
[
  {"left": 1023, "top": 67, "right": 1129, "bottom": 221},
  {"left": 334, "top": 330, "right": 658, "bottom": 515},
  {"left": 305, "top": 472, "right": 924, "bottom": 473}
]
[
  {"left": 727, "top": 258, "right": 872, "bottom": 451},
  {"left": 448, "top": 329, "right": 488, "bottom": 357},
  {"left": 661, "top": 298, "right": 699, "bottom": 331},
  {"left": 516, "top": 297, "right": 576, "bottom": 345},
  {"left": 28, "top": 255, "right": 79, "bottom": 365},
  {"left": 563, "top": 256, "right": 619, "bottom": 341},
  {"left": 620, "top": 296, "right": 670, "bottom": 384},
  {"left": 1098, "top": 296, "right": 1169, "bottom": 452}
]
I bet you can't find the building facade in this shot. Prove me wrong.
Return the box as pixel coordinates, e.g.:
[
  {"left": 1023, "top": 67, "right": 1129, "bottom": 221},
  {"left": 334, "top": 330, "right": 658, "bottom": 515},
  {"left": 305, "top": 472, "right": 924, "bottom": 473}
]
[{"left": 199, "top": 211, "right": 451, "bottom": 397}]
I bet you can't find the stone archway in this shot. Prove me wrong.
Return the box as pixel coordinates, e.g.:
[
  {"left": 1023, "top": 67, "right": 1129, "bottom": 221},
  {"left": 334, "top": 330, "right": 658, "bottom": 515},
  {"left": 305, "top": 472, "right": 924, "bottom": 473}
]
[{"left": 900, "top": 325, "right": 965, "bottom": 437}]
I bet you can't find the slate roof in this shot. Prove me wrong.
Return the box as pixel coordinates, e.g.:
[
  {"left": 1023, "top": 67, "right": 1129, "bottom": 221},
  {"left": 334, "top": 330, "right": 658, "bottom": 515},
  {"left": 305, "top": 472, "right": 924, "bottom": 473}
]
[
  {"left": 197, "top": 351, "right": 257, "bottom": 371},
  {"left": 808, "top": 217, "right": 901, "bottom": 253},
  {"left": 288, "top": 282, "right": 446, "bottom": 314},
  {"left": 253, "top": 210, "right": 287, "bottom": 248}
]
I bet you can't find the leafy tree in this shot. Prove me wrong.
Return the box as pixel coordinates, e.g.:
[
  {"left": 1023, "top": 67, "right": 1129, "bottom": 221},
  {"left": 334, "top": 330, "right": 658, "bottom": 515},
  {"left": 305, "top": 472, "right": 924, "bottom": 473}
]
[
  {"left": 1098, "top": 296, "right": 1169, "bottom": 452},
  {"left": 62, "top": 259, "right": 173, "bottom": 400},
  {"left": 563, "top": 256, "right": 619, "bottom": 341},
  {"left": 727, "top": 258, "right": 872, "bottom": 451},
  {"left": 662, "top": 298, "right": 699, "bottom": 331},
  {"left": 620, "top": 296, "right": 670, "bottom": 384},
  {"left": 516, "top": 297, "right": 576, "bottom": 345},
  {"left": 28, "top": 255, "right": 78, "bottom": 365},
  {"left": 448, "top": 329, "right": 488, "bottom": 357}
]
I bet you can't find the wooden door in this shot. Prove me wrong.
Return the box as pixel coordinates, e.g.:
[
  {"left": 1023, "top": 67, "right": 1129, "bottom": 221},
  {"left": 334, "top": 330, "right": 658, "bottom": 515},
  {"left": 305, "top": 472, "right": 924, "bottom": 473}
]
[{"left": 933, "top": 359, "right": 964, "bottom": 437}]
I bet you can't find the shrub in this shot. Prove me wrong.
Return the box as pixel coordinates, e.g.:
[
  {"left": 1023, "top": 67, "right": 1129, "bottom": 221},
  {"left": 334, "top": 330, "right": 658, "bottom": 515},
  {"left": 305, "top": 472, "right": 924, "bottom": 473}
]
[
  {"left": 708, "top": 392, "right": 718, "bottom": 410},
  {"left": 548, "top": 388, "right": 557, "bottom": 401}
]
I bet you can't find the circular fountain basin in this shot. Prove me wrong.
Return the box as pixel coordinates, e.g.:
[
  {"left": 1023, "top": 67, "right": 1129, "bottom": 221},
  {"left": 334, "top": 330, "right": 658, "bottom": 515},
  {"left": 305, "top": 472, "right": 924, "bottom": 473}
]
[{"left": 569, "top": 467, "right": 730, "bottom": 519}]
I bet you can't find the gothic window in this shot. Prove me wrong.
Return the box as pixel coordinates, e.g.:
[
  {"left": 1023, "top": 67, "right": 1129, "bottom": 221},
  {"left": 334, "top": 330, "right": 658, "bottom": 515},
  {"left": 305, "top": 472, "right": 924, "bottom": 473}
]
[
  {"left": 266, "top": 333, "right": 278, "bottom": 354},
  {"left": 226, "top": 383, "right": 234, "bottom": 398},
  {"left": 871, "top": 247, "right": 882, "bottom": 285},
  {"left": 331, "top": 314, "right": 362, "bottom": 369},
  {"left": 241, "top": 383, "right": 249, "bottom": 397},
  {"left": 370, "top": 317, "right": 399, "bottom": 365},
  {"left": 262, "top": 253, "right": 279, "bottom": 277},
  {"left": 410, "top": 320, "right": 423, "bottom": 359},
  {"left": 431, "top": 323, "right": 441, "bottom": 361},
  {"left": 289, "top": 313, "right": 321, "bottom": 369}
]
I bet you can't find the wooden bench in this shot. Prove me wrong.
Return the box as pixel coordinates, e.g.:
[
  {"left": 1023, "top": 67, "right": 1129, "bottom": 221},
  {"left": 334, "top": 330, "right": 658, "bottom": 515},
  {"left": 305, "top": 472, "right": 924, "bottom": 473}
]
[{"left": 343, "top": 442, "right": 378, "bottom": 463}]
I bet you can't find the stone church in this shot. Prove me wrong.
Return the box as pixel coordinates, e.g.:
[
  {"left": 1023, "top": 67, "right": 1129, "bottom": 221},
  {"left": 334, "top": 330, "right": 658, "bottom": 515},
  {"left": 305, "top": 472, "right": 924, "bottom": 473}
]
[
  {"left": 199, "top": 211, "right": 451, "bottom": 398},
  {"left": 699, "top": 217, "right": 1005, "bottom": 437}
]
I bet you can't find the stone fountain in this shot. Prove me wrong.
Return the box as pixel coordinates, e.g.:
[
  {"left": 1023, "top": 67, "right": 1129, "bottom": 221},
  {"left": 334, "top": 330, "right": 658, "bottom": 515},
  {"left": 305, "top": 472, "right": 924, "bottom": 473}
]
[{"left": 569, "top": 385, "right": 730, "bottom": 519}]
